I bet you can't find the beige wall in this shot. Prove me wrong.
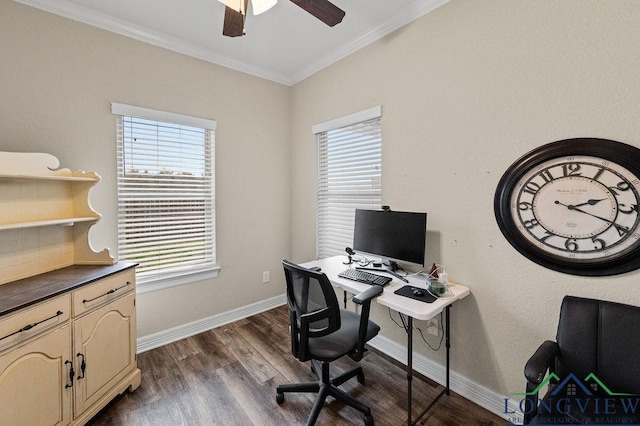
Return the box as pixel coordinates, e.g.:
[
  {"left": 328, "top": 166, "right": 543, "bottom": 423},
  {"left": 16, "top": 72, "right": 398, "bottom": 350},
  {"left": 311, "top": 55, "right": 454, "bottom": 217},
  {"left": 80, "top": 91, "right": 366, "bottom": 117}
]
[
  {"left": 290, "top": 0, "right": 640, "bottom": 397},
  {"left": 3, "top": 0, "right": 640, "bottom": 411},
  {"left": 0, "top": 0, "right": 290, "bottom": 336}
]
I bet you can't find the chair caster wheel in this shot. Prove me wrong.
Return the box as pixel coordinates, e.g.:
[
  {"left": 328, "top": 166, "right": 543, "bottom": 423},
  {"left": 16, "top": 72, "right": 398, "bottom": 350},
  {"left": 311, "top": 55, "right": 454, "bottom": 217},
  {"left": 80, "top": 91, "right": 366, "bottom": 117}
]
[
  {"left": 364, "top": 414, "right": 374, "bottom": 425},
  {"left": 276, "top": 392, "right": 284, "bottom": 405}
]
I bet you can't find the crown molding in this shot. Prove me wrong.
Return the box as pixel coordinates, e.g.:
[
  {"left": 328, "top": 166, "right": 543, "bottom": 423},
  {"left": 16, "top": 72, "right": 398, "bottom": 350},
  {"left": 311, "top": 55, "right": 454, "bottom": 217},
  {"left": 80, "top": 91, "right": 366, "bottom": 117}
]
[
  {"left": 14, "top": 0, "right": 449, "bottom": 86},
  {"left": 289, "top": 0, "right": 451, "bottom": 84},
  {"left": 13, "top": 0, "right": 292, "bottom": 85}
]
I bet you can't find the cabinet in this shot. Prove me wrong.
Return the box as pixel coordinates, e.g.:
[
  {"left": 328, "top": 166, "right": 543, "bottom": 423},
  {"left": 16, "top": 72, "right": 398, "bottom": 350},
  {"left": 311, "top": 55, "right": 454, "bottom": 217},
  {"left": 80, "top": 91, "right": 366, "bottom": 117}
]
[
  {"left": 0, "top": 323, "right": 72, "bottom": 425},
  {"left": 72, "top": 285, "right": 137, "bottom": 421},
  {"left": 0, "top": 263, "right": 140, "bottom": 426},
  {"left": 0, "top": 152, "right": 140, "bottom": 425}
]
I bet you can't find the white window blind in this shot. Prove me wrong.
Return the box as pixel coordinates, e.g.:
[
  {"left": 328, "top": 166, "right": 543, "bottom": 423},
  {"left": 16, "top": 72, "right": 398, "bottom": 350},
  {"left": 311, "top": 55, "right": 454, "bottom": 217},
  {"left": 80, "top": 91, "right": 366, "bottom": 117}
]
[
  {"left": 112, "top": 103, "right": 217, "bottom": 286},
  {"left": 316, "top": 110, "right": 382, "bottom": 259}
]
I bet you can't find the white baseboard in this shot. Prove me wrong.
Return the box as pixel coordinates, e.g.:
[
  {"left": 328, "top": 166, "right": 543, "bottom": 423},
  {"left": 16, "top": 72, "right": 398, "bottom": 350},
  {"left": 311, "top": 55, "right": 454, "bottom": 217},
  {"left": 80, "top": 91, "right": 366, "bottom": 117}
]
[
  {"left": 136, "top": 293, "right": 287, "bottom": 353},
  {"left": 136, "top": 295, "right": 512, "bottom": 421},
  {"left": 368, "top": 335, "right": 512, "bottom": 421}
]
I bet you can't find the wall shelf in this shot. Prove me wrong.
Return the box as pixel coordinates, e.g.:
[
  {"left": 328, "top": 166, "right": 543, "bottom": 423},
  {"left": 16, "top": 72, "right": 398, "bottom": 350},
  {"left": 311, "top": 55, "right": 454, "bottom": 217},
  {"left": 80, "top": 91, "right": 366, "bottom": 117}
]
[
  {"left": 0, "top": 151, "right": 114, "bottom": 285},
  {"left": 0, "top": 216, "right": 98, "bottom": 231},
  {"left": 0, "top": 173, "right": 98, "bottom": 182}
]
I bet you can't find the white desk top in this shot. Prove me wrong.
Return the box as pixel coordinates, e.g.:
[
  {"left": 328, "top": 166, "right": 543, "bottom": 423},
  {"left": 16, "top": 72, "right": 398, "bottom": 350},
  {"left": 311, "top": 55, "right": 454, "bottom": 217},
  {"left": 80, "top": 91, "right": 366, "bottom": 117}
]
[{"left": 301, "top": 256, "right": 470, "bottom": 321}]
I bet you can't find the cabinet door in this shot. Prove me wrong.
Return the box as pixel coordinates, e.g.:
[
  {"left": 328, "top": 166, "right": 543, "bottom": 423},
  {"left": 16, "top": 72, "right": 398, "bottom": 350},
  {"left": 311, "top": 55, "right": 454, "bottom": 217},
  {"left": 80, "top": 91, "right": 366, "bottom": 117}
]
[
  {"left": 0, "top": 325, "right": 72, "bottom": 426},
  {"left": 73, "top": 292, "right": 136, "bottom": 416}
]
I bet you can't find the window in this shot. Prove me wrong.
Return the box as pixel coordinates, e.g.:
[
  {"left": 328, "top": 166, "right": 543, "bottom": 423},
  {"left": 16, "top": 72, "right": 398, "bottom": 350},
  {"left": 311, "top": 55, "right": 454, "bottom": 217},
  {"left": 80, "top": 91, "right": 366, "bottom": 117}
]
[
  {"left": 313, "top": 106, "right": 382, "bottom": 259},
  {"left": 111, "top": 103, "right": 218, "bottom": 291}
]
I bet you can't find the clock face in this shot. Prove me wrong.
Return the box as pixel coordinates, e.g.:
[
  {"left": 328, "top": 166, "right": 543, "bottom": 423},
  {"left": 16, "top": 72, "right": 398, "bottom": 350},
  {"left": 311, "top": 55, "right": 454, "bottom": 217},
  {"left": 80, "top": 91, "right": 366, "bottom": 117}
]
[{"left": 495, "top": 139, "right": 640, "bottom": 276}]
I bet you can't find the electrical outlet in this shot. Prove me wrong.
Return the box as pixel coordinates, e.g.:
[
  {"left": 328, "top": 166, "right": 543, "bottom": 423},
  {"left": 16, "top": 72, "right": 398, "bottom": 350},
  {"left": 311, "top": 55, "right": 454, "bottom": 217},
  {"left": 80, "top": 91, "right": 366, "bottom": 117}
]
[
  {"left": 262, "top": 271, "right": 270, "bottom": 283},
  {"left": 426, "top": 318, "right": 439, "bottom": 336}
]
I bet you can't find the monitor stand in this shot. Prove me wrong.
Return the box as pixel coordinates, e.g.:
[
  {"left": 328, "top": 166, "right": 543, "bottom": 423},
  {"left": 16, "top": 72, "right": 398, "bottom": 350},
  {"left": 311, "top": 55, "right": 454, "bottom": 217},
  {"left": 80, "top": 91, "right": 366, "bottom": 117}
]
[{"left": 356, "top": 263, "right": 409, "bottom": 283}]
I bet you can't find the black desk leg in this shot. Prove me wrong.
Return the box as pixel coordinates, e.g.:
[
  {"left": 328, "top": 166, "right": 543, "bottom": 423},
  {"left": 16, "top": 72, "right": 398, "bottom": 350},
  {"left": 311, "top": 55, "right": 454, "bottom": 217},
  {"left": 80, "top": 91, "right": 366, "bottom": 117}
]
[
  {"left": 407, "top": 316, "right": 413, "bottom": 426},
  {"left": 409, "top": 305, "right": 453, "bottom": 425},
  {"left": 445, "top": 304, "right": 451, "bottom": 395}
]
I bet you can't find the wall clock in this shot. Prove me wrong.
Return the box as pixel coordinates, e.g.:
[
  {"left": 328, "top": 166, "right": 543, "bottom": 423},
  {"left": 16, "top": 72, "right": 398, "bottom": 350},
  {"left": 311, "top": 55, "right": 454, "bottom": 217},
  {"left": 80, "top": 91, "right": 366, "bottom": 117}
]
[{"left": 494, "top": 138, "right": 640, "bottom": 276}]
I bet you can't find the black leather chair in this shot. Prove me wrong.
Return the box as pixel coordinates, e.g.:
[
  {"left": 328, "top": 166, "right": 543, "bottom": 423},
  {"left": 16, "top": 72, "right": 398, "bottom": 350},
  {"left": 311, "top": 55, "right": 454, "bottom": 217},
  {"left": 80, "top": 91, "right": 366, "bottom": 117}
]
[
  {"left": 276, "top": 260, "right": 383, "bottom": 426},
  {"left": 522, "top": 295, "right": 640, "bottom": 424}
]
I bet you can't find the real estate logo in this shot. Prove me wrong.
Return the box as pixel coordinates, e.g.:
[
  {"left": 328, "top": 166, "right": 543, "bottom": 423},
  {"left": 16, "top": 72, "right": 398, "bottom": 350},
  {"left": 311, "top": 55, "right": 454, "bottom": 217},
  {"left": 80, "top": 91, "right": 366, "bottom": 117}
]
[{"left": 503, "top": 373, "right": 639, "bottom": 425}]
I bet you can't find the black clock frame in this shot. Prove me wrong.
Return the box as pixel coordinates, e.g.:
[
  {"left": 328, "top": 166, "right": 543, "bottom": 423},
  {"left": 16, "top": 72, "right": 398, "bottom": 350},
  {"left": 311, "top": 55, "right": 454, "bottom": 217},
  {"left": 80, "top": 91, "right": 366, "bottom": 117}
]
[{"left": 494, "top": 138, "right": 640, "bottom": 276}]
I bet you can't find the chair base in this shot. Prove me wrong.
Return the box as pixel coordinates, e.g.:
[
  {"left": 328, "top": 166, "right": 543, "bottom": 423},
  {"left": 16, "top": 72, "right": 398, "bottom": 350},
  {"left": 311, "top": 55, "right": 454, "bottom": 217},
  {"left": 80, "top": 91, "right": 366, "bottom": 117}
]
[{"left": 276, "top": 359, "right": 374, "bottom": 426}]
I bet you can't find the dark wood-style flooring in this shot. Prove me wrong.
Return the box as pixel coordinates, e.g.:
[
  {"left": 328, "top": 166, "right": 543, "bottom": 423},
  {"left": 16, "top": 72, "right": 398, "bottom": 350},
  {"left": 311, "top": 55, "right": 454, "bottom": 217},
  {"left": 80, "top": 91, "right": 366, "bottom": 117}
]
[{"left": 88, "top": 306, "right": 504, "bottom": 425}]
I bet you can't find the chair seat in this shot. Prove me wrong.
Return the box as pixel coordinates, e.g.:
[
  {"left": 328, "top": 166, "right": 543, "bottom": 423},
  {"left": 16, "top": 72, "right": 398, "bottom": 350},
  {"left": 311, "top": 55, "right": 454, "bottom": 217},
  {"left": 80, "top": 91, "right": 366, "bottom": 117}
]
[{"left": 308, "top": 309, "right": 380, "bottom": 361}]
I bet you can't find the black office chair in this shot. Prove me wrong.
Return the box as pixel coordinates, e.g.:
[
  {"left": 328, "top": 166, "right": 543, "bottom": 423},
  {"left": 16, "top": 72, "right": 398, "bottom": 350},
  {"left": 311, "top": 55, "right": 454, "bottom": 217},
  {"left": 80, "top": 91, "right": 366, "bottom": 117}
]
[
  {"left": 521, "top": 295, "right": 640, "bottom": 424},
  {"left": 277, "top": 260, "right": 383, "bottom": 426}
]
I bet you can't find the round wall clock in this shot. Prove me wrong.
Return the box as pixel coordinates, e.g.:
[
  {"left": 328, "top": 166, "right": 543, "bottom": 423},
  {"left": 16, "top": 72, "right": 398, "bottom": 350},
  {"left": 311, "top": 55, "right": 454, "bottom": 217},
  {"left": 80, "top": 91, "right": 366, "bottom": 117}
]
[{"left": 494, "top": 138, "right": 640, "bottom": 276}]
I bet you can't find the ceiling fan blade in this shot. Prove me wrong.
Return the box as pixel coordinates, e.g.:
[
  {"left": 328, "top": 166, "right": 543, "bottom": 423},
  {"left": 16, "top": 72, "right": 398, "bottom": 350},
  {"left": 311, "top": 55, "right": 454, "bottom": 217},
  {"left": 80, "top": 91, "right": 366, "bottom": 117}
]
[
  {"left": 222, "top": 0, "right": 249, "bottom": 37},
  {"left": 290, "top": 0, "right": 345, "bottom": 27}
]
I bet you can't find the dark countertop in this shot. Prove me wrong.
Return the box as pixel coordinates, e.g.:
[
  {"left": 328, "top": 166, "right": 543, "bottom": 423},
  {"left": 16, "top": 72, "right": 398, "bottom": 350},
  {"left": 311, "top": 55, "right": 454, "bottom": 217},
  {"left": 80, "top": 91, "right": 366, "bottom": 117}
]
[{"left": 0, "top": 262, "right": 137, "bottom": 317}]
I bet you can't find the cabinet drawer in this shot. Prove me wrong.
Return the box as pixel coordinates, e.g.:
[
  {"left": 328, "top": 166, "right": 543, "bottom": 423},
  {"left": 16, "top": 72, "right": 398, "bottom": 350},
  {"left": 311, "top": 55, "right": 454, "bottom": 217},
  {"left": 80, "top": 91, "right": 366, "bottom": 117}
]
[
  {"left": 0, "top": 295, "right": 70, "bottom": 352},
  {"left": 73, "top": 270, "right": 135, "bottom": 317}
]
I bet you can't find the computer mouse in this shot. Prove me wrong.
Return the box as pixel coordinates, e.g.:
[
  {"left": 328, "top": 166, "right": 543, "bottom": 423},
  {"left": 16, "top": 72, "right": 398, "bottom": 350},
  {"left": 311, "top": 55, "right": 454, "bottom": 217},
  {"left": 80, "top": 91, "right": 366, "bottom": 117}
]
[{"left": 412, "top": 288, "right": 424, "bottom": 297}]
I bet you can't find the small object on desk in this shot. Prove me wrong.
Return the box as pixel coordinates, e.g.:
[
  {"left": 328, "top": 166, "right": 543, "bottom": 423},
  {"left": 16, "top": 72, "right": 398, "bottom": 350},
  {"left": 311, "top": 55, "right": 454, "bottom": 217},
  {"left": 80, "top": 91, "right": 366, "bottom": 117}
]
[
  {"left": 343, "top": 247, "right": 355, "bottom": 264},
  {"left": 428, "top": 280, "right": 446, "bottom": 296},
  {"left": 428, "top": 262, "right": 439, "bottom": 279},
  {"left": 338, "top": 268, "right": 392, "bottom": 287},
  {"left": 394, "top": 285, "right": 436, "bottom": 303}
]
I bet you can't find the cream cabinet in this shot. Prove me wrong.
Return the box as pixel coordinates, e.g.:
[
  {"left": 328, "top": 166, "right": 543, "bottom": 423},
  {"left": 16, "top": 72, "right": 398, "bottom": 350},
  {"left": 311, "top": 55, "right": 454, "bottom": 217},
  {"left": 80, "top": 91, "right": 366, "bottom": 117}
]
[
  {"left": 72, "top": 286, "right": 137, "bottom": 422},
  {"left": 0, "top": 152, "right": 140, "bottom": 425},
  {"left": 0, "top": 323, "right": 73, "bottom": 425},
  {"left": 0, "top": 266, "right": 140, "bottom": 426}
]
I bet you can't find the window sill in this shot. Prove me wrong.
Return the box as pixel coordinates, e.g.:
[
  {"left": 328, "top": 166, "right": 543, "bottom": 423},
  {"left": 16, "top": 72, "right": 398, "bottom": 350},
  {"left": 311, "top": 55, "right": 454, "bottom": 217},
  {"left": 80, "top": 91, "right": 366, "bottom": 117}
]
[{"left": 135, "top": 265, "right": 221, "bottom": 294}]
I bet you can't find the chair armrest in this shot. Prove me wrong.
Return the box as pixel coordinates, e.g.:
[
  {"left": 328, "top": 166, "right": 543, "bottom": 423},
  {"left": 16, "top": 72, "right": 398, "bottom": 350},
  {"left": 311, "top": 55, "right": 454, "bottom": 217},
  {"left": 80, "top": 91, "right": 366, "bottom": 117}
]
[
  {"left": 524, "top": 340, "right": 559, "bottom": 384},
  {"left": 353, "top": 286, "right": 383, "bottom": 304},
  {"left": 350, "top": 286, "right": 382, "bottom": 361}
]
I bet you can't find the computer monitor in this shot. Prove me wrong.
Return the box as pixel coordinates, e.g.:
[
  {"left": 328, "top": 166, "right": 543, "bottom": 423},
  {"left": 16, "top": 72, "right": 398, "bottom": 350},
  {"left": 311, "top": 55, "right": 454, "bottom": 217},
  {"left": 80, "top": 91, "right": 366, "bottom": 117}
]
[{"left": 353, "top": 209, "right": 427, "bottom": 266}]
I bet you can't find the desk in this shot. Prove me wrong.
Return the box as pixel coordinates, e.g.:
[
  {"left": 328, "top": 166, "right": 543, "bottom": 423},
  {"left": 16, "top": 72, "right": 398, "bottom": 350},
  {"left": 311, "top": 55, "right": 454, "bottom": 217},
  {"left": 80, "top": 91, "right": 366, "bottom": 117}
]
[{"left": 301, "top": 256, "right": 470, "bottom": 426}]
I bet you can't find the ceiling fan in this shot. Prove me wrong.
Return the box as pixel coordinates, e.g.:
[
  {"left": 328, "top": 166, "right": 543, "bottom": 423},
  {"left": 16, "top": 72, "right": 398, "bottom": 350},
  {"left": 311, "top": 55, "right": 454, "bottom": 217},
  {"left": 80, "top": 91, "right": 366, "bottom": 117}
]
[{"left": 218, "top": 0, "right": 345, "bottom": 37}]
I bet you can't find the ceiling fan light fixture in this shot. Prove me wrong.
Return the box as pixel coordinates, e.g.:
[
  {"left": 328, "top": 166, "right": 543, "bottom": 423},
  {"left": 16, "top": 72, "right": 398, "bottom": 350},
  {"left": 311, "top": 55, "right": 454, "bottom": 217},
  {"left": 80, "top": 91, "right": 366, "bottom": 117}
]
[
  {"left": 218, "top": 0, "right": 245, "bottom": 14},
  {"left": 251, "top": 0, "right": 277, "bottom": 15}
]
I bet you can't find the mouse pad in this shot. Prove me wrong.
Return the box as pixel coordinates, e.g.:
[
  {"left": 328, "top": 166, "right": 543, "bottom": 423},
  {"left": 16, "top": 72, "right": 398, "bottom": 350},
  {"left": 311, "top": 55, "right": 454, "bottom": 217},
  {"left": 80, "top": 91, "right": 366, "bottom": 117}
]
[{"left": 394, "top": 285, "right": 436, "bottom": 303}]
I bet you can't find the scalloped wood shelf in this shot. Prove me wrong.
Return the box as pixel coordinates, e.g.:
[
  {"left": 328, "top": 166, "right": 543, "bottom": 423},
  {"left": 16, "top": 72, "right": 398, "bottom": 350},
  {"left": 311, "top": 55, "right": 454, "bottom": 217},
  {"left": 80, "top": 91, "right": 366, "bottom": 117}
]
[
  {"left": 0, "top": 151, "right": 114, "bottom": 285},
  {"left": 0, "top": 216, "right": 98, "bottom": 231},
  {"left": 0, "top": 173, "right": 98, "bottom": 182}
]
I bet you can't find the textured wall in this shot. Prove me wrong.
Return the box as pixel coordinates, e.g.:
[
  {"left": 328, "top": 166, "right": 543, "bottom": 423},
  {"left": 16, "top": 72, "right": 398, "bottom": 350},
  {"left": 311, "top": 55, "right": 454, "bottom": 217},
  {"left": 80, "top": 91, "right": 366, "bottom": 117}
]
[
  {"left": 0, "top": 0, "right": 291, "bottom": 336},
  {"left": 290, "top": 0, "right": 640, "bottom": 398},
  {"left": 3, "top": 0, "right": 640, "bottom": 411}
]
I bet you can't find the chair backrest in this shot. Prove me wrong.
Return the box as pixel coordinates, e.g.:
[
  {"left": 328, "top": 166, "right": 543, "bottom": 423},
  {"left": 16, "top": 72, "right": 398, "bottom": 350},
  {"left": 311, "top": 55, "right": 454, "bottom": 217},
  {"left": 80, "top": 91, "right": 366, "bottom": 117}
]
[
  {"left": 282, "top": 260, "right": 341, "bottom": 361},
  {"left": 555, "top": 296, "right": 640, "bottom": 396}
]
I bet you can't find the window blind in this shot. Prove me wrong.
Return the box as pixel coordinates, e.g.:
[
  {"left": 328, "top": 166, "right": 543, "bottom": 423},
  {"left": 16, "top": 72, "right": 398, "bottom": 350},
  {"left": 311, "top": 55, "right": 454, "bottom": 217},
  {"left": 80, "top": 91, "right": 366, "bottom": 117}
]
[
  {"left": 115, "top": 112, "right": 216, "bottom": 284},
  {"left": 317, "top": 117, "right": 382, "bottom": 259}
]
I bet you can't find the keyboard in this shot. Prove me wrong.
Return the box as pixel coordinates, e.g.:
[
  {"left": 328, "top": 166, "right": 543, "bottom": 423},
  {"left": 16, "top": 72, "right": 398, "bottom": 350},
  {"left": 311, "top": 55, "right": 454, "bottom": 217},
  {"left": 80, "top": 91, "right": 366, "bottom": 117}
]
[{"left": 338, "top": 269, "right": 392, "bottom": 287}]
